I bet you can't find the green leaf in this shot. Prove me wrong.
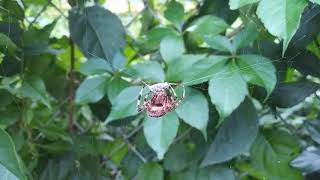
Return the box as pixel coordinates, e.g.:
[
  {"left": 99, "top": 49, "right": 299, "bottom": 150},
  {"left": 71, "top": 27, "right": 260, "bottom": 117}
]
[
  {"left": 203, "top": 35, "right": 234, "bottom": 53},
  {"left": 208, "top": 62, "right": 248, "bottom": 118},
  {"left": 107, "top": 77, "right": 130, "bottom": 104},
  {"left": 229, "top": 0, "right": 260, "bottom": 10},
  {"left": 176, "top": 88, "right": 209, "bottom": 138},
  {"left": 106, "top": 86, "right": 142, "bottom": 123},
  {"left": 237, "top": 54, "right": 276, "bottom": 96},
  {"left": 201, "top": 98, "right": 258, "bottom": 166},
  {"left": 232, "top": 22, "right": 259, "bottom": 50},
  {"left": 69, "top": 5, "right": 126, "bottom": 71},
  {"left": 79, "top": 57, "right": 112, "bottom": 75},
  {"left": 250, "top": 130, "right": 303, "bottom": 180},
  {"left": 137, "top": 162, "right": 164, "bottom": 180},
  {"left": 197, "top": 166, "right": 235, "bottom": 180},
  {"left": 75, "top": 74, "right": 110, "bottom": 104},
  {"left": 164, "top": 0, "right": 184, "bottom": 31},
  {"left": 0, "top": 163, "right": 19, "bottom": 180},
  {"left": 183, "top": 56, "right": 229, "bottom": 85},
  {"left": 186, "top": 15, "right": 228, "bottom": 40},
  {"left": 0, "top": 33, "right": 18, "bottom": 54},
  {"left": 163, "top": 142, "right": 191, "bottom": 172},
  {"left": 142, "top": 27, "right": 177, "bottom": 51},
  {"left": 143, "top": 112, "right": 179, "bottom": 159},
  {"left": 166, "top": 54, "right": 206, "bottom": 82},
  {"left": 0, "top": 129, "right": 26, "bottom": 180},
  {"left": 256, "top": 0, "right": 308, "bottom": 55},
  {"left": 270, "top": 80, "right": 320, "bottom": 108},
  {"left": 160, "top": 35, "right": 185, "bottom": 63},
  {"left": 20, "top": 76, "right": 51, "bottom": 109},
  {"left": 124, "top": 61, "right": 165, "bottom": 82}
]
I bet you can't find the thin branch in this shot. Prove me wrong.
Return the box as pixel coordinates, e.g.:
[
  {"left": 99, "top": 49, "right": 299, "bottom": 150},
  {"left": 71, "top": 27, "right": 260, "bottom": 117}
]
[
  {"left": 172, "top": 127, "right": 192, "bottom": 145},
  {"left": 274, "top": 110, "right": 299, "bottom": 137},
  {"left": 28, "top": 1, "right": 51, "bottom": 28},
  {"left": 49, "top": 1, "right": 68, "bottom": 19},
  {"left": 68, "top": 38, "right": 76, "bottom": 132},
  {"left": 226, "top": 24, "right": 245, "bottom": 39}
]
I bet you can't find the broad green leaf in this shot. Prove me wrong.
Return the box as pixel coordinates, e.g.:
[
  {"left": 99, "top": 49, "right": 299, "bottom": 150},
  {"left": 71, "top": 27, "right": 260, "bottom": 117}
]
[
  {"left": 69, "top": 5, "right": 126, "bottom": 71},
  {"left": 232, "top": 22, "right": 259, "bottom": 50},
  {"left": 164, "top": 0, "right": 184, "bottom": 31},
  {"left": 256, "top": 0, "right": 307, "bottom": 55},
  {"left": 107, "top": 77, "right": 130, "bottom": 104},
  {"left": 186, "top": 15, "right": 228, "bottom": 40},
  {"left": 142, "top": 27, "right": 177, "bottom": 50},
  {"left": 160, "top": 35, "right": 185, "bottom": 63},
  {"left": 237, "top": 54, "right": 276, "bottom": 96},
  {"left": 163, "top": 143, "right": 191, "bottom": 172},
  {"left": 166, "top": 54, "right": 206, "bottom": 82},
  {"left": 20, "top": 76, "right": 51, "bottom": 109},
  {"left": 106, "top": 86, "right": 142, "bottom": 123},
  {"left": 137, "top": 162, "right": 164, "bottom": 180},
  {"left": 201, "top": 98, "right": 258, "bottom": 166},
  {"left": 197, "top": 166, "right": 235, "bottom": 180},
  {"left": 203, "top": 35, "right": 234, "bottom": 53},
  {"left": 270, "top": 80, "right": 320, "bottom": 108},
  {"left": 183, "top": 56, "right": 229, "bottom": 86},
  {"left": 143, "top": 112, "right": 179, "bottom": 159},
  {"left": 250, "top": 130, "right": 303, "bottom": 180},
  {"left": 124, "top": 61, "right": 165, "bottom": 82},
  {"left": 176, "top": 88, "right": 209, "bottom": 138},
  {"left": 0, "top": 129, "right": 26, "bottom": 180},
  {"left": 75, "top": 74, "right": 110, "bottom": 104},
  {"left": 79, "top": 57, "right": 112, "bottom": 75},
  {"left": 0, "top": 163, "right": 19, "bottom": 180},
  {"left": 0, "top": 33, "right": 17, "bottom": 54},
  {"left": 291, "top": 147, "right": 320, "bottom": 174},
  {"left": 208, "top": 62, "right": 248, "bottom": 118},
  {"left": 229, "top": 0, "right": 260, "bottom": 10}
]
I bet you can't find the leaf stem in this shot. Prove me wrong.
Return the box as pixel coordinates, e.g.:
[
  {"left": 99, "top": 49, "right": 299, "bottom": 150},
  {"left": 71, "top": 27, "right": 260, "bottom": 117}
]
[{"left": 68, "top": 38, "right": 75, "bottom": 132}]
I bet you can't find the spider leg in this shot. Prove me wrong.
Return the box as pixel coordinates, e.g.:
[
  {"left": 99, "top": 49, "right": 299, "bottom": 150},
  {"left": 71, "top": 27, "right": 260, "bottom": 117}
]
[
  {"left": 172, "top": 84, "right": 186, "bottom": 107},
  {"left": 137, "top": 85, "right": 146, "bottom": 112}
]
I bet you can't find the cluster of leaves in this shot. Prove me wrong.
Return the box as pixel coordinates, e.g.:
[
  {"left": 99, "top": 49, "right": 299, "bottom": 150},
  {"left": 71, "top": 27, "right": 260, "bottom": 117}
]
[{"left": 0, "top": 0, "right": 320, "bottom": 179}]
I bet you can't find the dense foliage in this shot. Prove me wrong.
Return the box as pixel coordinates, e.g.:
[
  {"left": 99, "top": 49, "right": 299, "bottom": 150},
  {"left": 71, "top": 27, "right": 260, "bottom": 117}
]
[{"left": 0, "top": 0, "right": 320, "bottom": 179}]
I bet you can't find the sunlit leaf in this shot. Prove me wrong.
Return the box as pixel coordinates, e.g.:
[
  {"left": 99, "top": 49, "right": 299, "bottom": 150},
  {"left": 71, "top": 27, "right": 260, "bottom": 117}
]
[
  {"left": 143, "top": 112, "right": 179, "bottom": 159},
  {"left": 186, "top": 15, "right": 228, "bottom": 40},
  {"left": 160, "top": 34, "right": 185, "bottom": 63},
  {"left": 208, "top": 62, "right": 248, "bottom": 118},
  {"left": 164, "top": 0, "right": 184, "bottom": 31},
  {"left": 75, "top": 74, "right": 110, "bottom": 104},
  {"left": 176, "top": 88, "right": 209, "bottom": 138},
  {"left": 124, "top": 61, "right": 165, "bottom": 82},
  {"left": 256, "top": 0, "right": 307, "bottom": 55},
  {"left": 238, "top": 54, "right": 276, "bottom": 96},
  {"left": 106, "top": 86, "right": 142, "bottom": 123}
]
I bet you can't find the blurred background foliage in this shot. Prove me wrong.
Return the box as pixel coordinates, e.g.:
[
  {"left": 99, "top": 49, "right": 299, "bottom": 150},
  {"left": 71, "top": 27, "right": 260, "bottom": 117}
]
[{"left": 0, "top": 0, "right": 320, "bottom": 179}]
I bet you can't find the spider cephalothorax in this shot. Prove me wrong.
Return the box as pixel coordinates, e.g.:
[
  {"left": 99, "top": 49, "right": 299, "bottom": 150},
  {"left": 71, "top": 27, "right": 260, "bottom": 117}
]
[{"left": 137, "top": 83, "right": 185, "bottom": 117}]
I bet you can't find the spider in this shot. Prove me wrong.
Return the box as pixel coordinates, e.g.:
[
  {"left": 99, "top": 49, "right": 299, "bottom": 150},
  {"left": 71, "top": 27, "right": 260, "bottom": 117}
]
[{"left": 136, "top": 82, "right": 185, "bottom": 117}]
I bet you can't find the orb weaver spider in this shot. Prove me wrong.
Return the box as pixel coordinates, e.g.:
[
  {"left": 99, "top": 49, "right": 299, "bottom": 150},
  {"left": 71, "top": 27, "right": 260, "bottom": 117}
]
[{"left": 136, "top": 82, "right": 185, "bottom": 117}]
